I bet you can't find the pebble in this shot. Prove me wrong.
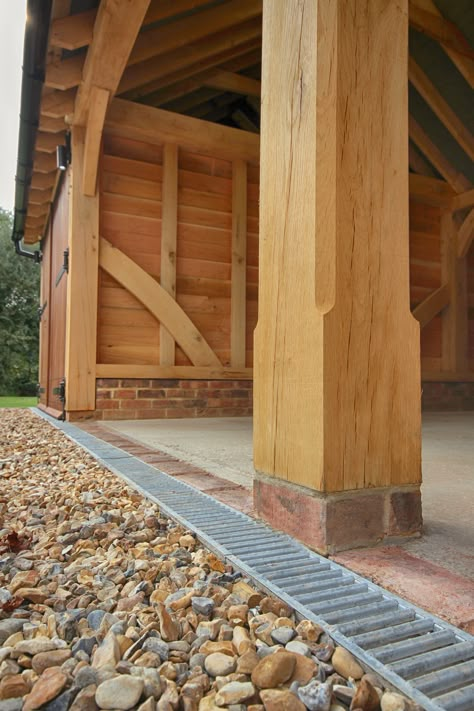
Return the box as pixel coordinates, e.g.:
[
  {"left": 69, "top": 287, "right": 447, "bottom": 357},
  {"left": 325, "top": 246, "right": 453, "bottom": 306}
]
[
  {"left": 251, "top": 652, "right": 296, "bottom": 689},
  {"left": 285, "top": 640, "right": 311, "bottom": 657},
  {"left": 0, "top": 621, "right": 24, "bottom": 645},
  {"left": 95, "top": 676, "right": 144, "bottom": 710},
  {"left": 270, "top": 626, "right": 295, "bottom": 645},
  {"left": 381, "top": 691, "right": 407, "bottom": 711},
  {"left": 32, "top": 649, "right": 72, "bottom": 674},
  {"left": 351, "top": 678, "right": 380, "bottom": 711},
  {"left": 0, "top": 410, "right": 412, "bottom": 711},
  {"left": 331, "top": 647, "right": 364, "bottom": 680},
  {"left": 260, "top": 688, "right": 306, "bottom": 711},
  {"left": 204, "top": 652, "right": 237, "bottom": 677},
  {"left": 297, "top": 679, "right": 333, "bottom": 711},
  {"left": 192, "top": 597, "right": 215, "bottom": 616},
  {"left": 215, "top": 681, "right": 255, "bottom": 706},
  {"left": 23, "top": 667, "right": 68, "bottom": 711}
]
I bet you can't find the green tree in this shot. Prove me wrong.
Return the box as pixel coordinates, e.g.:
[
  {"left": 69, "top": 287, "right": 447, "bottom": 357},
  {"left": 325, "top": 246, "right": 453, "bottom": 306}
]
[{"left": 0, "top": 209, "right": 40, "bottom": 395}]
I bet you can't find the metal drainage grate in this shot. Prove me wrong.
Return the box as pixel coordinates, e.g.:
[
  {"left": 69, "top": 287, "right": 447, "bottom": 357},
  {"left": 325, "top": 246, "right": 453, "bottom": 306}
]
[{"left": 36, "top": 410, "right": 474, "bottom": 711}]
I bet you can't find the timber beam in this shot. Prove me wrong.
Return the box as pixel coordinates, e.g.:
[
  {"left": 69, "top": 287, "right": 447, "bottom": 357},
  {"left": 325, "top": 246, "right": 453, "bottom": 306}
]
[
  {"left": 409, "top": 58, "right": 474, "bottom": 162},
  {"left": 409, "top": 0, "right": 474, "bottom": 88},
  {"left": 409, "top": 116, "right": 471, "bottom": 193},
  {"left": 412, "top": 284, "right": 450, "bottom": 329},
  {"left": 457, "top": 208, "right": 474, "bottom": 259},
  {"left": 105, "top": 98, "right": 260, "bottom": 164},
  {"left": 451, "top": 188, "right": 474, "bottom": 213}
]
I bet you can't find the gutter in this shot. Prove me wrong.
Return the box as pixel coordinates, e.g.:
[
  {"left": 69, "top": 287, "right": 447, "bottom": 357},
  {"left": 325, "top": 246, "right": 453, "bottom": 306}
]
[{"left": 11, "top": 0, "right": 53, "bottom": 261}]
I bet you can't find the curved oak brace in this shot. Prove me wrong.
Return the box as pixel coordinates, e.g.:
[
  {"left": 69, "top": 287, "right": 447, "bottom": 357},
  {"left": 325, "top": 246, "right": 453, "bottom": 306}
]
[
  {"left": 99, "top": 237, "right": 221, "bottom": 367},
  {"left": 412, "top": 283, "right": 450, "bottom": 329}
]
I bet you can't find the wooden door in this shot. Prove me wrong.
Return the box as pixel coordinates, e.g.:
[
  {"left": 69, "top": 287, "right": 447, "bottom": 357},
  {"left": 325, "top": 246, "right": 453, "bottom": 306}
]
[
  {"left": 46, "top": 174, "right": 69, "bottom": 415},
  {"left": 38, "top": 221, "right": 51, "bottom": 407}
]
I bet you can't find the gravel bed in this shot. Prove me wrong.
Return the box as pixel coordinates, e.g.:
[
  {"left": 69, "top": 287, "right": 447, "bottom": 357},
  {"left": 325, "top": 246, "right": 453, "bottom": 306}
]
[{"left": 0, "top": 409, "right": 414, "bottom": 711}]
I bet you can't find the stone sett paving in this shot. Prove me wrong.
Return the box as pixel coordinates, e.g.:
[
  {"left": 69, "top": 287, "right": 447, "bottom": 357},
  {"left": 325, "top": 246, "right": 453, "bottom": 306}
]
[{"left": 0, "top": 409, "right": 414, "bottom": 711}]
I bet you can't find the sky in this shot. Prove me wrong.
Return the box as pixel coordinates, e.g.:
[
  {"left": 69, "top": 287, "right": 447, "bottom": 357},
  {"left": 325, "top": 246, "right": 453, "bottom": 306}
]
[{"left": 0, "top": 1, "right": 27, "bottom": 213}]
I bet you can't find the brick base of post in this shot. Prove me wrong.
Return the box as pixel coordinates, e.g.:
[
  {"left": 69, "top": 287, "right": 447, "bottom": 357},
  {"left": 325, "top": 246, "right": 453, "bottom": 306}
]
[{"left": 254, "top": 474, "right": 422, "bottom": 555}]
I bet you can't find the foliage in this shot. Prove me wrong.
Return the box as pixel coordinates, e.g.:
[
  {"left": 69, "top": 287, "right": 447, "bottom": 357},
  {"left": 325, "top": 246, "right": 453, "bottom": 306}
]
[
  {"left": 0, "top": 396, "right": 37, "bottom": 408},
  {"left": 0, "top": 209, "right": 40, "bottom": 395}
]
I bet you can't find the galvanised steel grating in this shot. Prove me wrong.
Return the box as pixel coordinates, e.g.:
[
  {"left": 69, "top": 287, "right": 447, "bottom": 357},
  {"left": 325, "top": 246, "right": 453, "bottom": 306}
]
[{"left": 36, "top": 410, "right": 474, "bottom": 711}]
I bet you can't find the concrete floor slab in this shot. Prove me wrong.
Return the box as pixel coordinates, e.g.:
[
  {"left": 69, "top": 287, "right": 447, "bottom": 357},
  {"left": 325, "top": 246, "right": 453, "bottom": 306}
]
[{"left": 104, "top": 417, "right": 254, "bottom": 487}]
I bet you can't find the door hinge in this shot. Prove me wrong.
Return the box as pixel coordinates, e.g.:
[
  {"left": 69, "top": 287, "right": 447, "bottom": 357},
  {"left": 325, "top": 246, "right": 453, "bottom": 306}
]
[
  {"left": 52, "top": 378, "right": 66, "bottom": 404},
  {"left": 37, "top": 385, "right": 45, "bottom": 396},
  {"left": 55, "top": 248, "right": 69, "bottom": 287}
]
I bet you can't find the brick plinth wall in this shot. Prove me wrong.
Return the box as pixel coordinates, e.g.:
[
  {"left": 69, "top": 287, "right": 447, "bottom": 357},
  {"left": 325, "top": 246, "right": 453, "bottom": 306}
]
[
  {"left": 422, "top": 381, "right": 474, "bottom": 411},
  {"left": 83, "top": 379, "right": 253, "bottom": 421}
]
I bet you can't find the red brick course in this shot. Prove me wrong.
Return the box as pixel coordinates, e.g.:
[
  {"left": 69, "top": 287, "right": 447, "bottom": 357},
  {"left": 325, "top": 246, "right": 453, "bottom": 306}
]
[
  {"left": 422, "top": 381, "right": 474, "bottom": 410},
  {"left": 89, "top": 378, "right": 253, "bottom": 421}
]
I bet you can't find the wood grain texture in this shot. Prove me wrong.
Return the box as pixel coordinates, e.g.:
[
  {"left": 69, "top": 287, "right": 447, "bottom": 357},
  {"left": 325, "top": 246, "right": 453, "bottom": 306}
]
[
  {"left": 82, "top": 86, "right": 109, "bottom": 196},
  {"left": 254, "top": 0, "right": 421, "bottom": 494},
  {"left": 105, "top": 99, "right": 260, "bottom": 164},
  {"left": 65, "top": 127, "right": 100, "bottom": 411},
  {"left": 73, "top": 0, "right": 151, "bottom": 126},
  {"left": 441, "top": 211, "right": 469, "bottom": 372},
  {"left": 452, "top": 188, "right": 474, "bottom": 213},
  {"left": 96, "top": 364, "right": 252, "bottom": 379},
  {"left": 457, "top": 208, "right": 474, "bottom": 259},
  {"left": 160, "top": 144, "right": 179, "bottom": 365},
  {"left": 412, "top": 284, "right": 450, "bottom": 328},
  {"left": 231, "top": 159, "right": 247, "bottom": 367},
  {"left": 100, "top": 237, "right": 221, "bottom": 367}
]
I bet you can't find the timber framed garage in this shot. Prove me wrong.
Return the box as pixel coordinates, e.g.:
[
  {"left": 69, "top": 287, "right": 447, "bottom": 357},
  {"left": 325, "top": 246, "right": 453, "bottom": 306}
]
[{"left": 11, "top": 0, "right": 474, "bottom": 552}]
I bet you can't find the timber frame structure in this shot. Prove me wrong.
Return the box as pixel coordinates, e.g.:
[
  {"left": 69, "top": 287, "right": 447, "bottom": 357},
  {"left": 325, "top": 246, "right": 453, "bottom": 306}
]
[{"left": 11, "top": 0, "right": 474, "bottom": 552}]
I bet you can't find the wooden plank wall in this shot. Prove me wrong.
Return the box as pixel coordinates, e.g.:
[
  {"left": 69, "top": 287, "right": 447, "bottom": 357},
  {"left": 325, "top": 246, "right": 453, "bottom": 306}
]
[
  {"left": 409, "top": 198, "right": 443, "bottom": 372},
  {"left": 97, "top": 133, "right": 467, "bottom": 380},
  {"left": 97, "top": 133, "right": 258, "bottom": 370},
  {"left": 99, "top": 134, "right": 163, "bottom": 365}
]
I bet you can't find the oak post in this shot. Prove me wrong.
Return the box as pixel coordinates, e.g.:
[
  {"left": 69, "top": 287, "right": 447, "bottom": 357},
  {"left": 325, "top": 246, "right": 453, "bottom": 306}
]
[
  {"left": 254, "top": 0, "right": 422, "bottom": 552},
  {"left": 64, "top": 126, "right": 99, "bottom": 411},
  {"left": 441, "top": 212, "right": 469, "bottom": 373},
  {"left": 231, "top": 159, "right": 248, "bottom": 368},
  {"left": 160, "top": 143, "right": 179, "bottom": 366}
]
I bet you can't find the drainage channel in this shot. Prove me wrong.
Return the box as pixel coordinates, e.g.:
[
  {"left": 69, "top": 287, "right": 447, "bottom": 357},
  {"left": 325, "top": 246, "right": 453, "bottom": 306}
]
[{"left": 36, "top": 410, "right": 474, "bottom": 711}]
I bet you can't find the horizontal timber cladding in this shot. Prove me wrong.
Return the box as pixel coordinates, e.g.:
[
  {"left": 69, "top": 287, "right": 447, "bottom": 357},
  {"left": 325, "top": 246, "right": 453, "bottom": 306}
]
[
  {"left": 97, "top": 129, "right": 259, "bottom": 375},
  {"left": 409, "top": 198, "right": 443, "bottom": 373}
]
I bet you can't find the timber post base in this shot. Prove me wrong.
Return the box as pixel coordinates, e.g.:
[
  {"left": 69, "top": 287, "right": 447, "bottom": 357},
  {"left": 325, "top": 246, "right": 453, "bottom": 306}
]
[{"left": 254, "top": 475, "right": 422, "bottom": 555}]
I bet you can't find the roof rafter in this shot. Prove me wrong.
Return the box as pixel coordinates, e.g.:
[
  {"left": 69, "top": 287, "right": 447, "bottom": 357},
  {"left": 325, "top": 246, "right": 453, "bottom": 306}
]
[
  {"left": 73, "top": 0, "right": 152, "bottom": 126},
  {"left": 118, "top": 20, "right": 261, "bottom": 96},
  {"left": 409, "top": 116, "right": 471, "bottom": 193},
  {"left": 49, "top": 0, "right": 218, "bottom": 51},
  {"left": 409, "top": 58, "right": 474, "bottom": 162},
  {"left": 409, "top": 0, "right": 474, "bottom": 88},
  {"left": 127, "top": 44, "right": 261, "bottom": 104},
  {"left": 45, "top": 1, "right": 262, "bottom": 96}
]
